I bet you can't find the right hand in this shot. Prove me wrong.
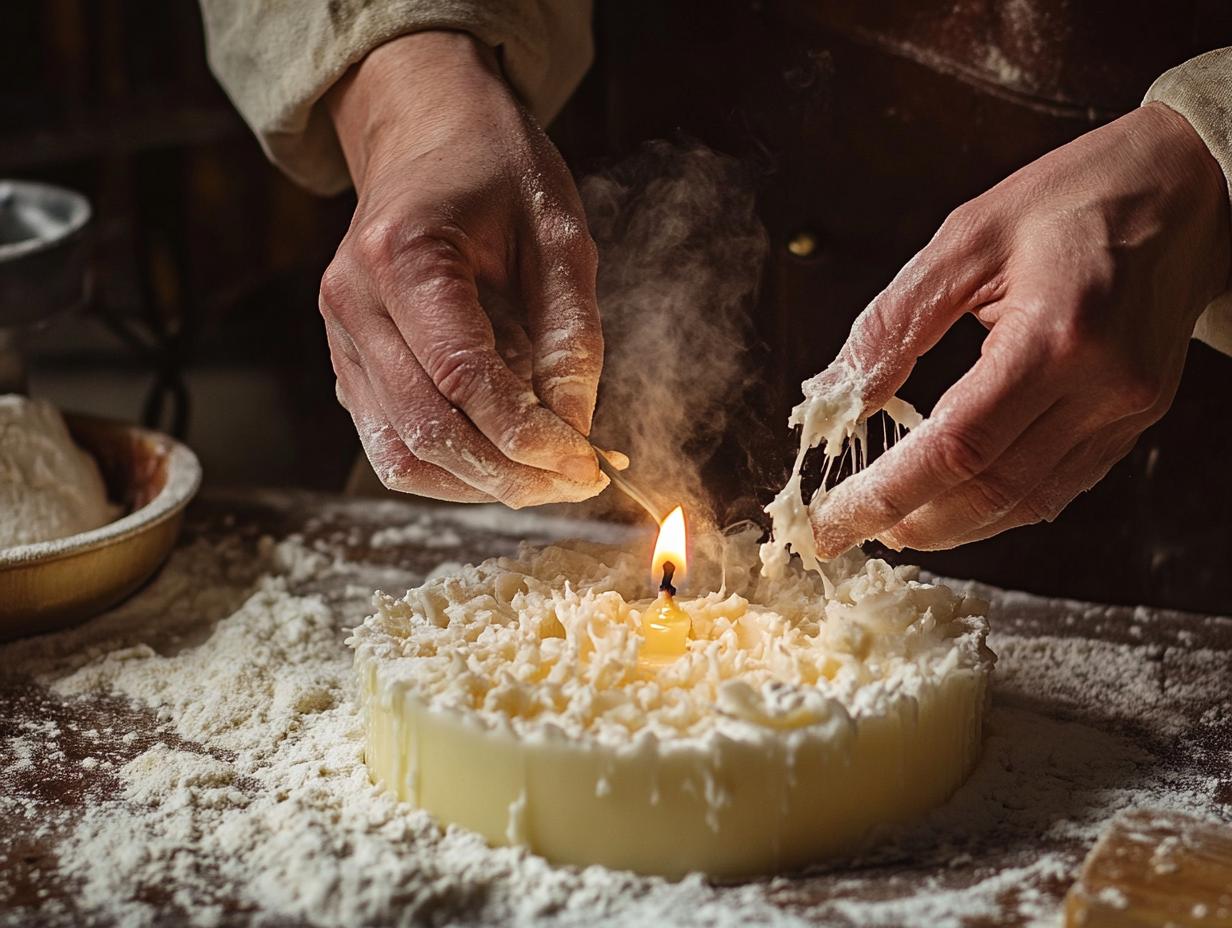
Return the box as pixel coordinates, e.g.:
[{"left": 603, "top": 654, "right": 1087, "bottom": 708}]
[
  {"left": 808, "top": 102, "right": 1230, "bottom": 556},
  {"left": 322, "top": 31, "right": 605, "bottom": 507}
]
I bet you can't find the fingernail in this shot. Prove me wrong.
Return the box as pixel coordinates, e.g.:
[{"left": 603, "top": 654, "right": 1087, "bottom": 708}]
[
  {"left": 561, "top": 455, "right": 600, "bottom": 484},
  {"left": 597, "top": 447, "right": 630, "bottom": 471}
]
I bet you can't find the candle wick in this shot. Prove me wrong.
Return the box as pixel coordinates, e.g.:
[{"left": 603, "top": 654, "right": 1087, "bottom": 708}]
[{"left": 659, "top": 561, "right": 677, "bottom": 596}]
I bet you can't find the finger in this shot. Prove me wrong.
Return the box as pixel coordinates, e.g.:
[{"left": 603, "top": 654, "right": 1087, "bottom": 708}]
[
  {"left": 811, "top": 324, "right": 1056, "bottom": 557},
  {"left": 898, "top": 428, "right": 1140, "bottom": 549},
  {"left": 478, "top": 286, "right": 534, "bottom": 382},
  {"left": 330, "top": 338, "right": 493, "bottom": 503},
  {"left": 490, "top": 310, "right": 534, "bottom": 383},
  {"left": 324, "top": 260, "right": 597, "bottom": 505},
  {"left": 830, "top": 207, "right": 1006, "bottom": 414},
  {"left": 370, "top": 233, "right": 599, "bottom": 483},
  {"left": 353, "top": 310, "right": 605, "bottom": 508},
  {"left": 521, "top": 211, "right": 604, "bottom": 435},
  {"left": 876, "top": 399, "right": 1085, "bottom": 550}
]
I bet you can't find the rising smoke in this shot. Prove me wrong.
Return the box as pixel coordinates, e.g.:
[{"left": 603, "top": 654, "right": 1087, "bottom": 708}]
[{"left": 581, "top": 141, "right": 770, "bottom": 533}]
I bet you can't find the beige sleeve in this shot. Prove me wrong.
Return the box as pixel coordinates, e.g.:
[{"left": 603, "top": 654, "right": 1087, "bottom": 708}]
[
  {"left": 1144, "top": 47, "right": 1232, "bottom": 356},
  {"left": 199, "top": 0, "right": 593, "bottom": 195}
]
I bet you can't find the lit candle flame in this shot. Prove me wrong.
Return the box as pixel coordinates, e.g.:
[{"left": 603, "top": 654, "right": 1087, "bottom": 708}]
[
  {"left": 651, "top": 505, "right": 687, "bottom": 588},
  {"left": 640, "top": 504, "right": 691, "bottom": 665}
]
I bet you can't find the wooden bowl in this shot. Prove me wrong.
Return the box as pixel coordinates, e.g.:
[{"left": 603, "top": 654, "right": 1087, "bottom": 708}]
[{"left": 0, "top": 413, "right": 201, "bottom": 639}]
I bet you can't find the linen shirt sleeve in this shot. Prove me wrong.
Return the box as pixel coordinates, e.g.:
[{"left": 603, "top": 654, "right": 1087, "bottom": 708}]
[
  {"left": 1145, "top": 47, "right": 1232, "bottom": 356},
  {"left": 199, "top": 0, "right": 593, "bottom": 195}
]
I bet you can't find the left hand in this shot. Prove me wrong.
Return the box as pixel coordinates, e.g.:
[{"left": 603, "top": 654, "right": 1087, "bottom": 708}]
[
  {"left": 322, "top": 31, "right": 605, "bottom": 508},
  {"left": 810, "top": 102, "right": 1231, "bottom": 556}
]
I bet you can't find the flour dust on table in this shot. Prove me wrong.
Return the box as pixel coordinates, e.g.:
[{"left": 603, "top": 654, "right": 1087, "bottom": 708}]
[{"left": 0, "top": 493, "right": 1228, "bottom": 928}]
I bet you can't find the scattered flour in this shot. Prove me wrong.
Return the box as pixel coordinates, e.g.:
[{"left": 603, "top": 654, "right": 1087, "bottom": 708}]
[
  {"left": 1, "top": 499, "right": 1228, "bottom": 927},
  {"left": 0, "top": 394, "right": 114, "bottom": 549}
]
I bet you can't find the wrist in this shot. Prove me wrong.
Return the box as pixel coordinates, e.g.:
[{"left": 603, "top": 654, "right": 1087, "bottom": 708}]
[
  {"left": 1138, "top": 102, "right": 1232, "bottom": 300},
  {"left": 327, "top": 31, "right": 505, "bottom": 186}
]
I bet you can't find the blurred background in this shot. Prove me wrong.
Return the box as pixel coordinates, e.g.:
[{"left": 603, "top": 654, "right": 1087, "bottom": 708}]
[
  {"left": 4, "top": 1, "right": 356, "bottom": 490},
  {"left": 4, "top": 0, "right": 1231, "bottom": 611}
]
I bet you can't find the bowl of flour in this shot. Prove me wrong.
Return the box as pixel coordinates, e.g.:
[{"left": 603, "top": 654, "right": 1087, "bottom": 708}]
[{"left": 0, "top": 394, "right": 201, "bottom": 638}]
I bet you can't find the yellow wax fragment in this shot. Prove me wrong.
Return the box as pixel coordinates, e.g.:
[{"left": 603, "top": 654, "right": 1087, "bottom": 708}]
[{"left": 1065, "top": 809, "right": 1232, "bottom": 928}]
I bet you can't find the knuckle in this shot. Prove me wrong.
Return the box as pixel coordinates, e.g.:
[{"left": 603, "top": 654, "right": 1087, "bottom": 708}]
[
  {"left": 931, "top": 428, "right": 992, "bottom": 484},
  {"left": 403, "top": 417, "right": 450, "bottom": 458},
  {"left": 963, "top": 475, "right": 1020, "bottom": 522},
  {"left": 935, "top": 203, "right": 986, "bottom": 252},
  {"left": 426, "top": 347, "right": 494, "bottom": 407},
  {"left": 400, "top": 231, "right": 469, "bottom": 276},
  {"left": 318, "top": 261, "right": 353, "bottom": 319},
  {"left": 353, "top": 219, "right": 408, "bottom": 269},
  {"left": 355, "top": 223, "right": 471, "bottom": 288}
]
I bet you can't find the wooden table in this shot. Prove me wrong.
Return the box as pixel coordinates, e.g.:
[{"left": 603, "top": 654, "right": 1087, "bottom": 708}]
[{"left": 2, "top": 489, "right": 1230, "bottom": 927}]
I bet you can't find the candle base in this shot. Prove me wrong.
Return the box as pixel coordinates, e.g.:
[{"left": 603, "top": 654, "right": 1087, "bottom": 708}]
[
  {"left": 638, "top": 591, "right": 691, "bottom": 664},
  {"left": 349, "top": 534, "right": 994, "bottom": 879}
]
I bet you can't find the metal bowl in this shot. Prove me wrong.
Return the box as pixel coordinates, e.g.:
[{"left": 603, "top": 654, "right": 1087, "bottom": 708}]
[
  {"left": 0, "top": 414, "right": 201, "bottom": 639},
  {"left": 0, "top": 180, "right": 92, "bottom": 328}
]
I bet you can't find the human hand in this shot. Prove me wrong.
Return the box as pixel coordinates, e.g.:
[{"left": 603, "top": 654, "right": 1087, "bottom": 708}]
[
  {"left": 321, "top": 31, "right": 604, "bottom": 507},
  {"left": 811, "top": 102, "right": 1230, "bottom": 555}
]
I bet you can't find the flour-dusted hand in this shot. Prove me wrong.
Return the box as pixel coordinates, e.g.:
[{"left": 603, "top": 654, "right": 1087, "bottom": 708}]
[
  {"left": 811, "top": 102, "right": 1231, "bottom": 555},
  {"left": 322, "top": 32, "right": 604, "bottom": 507}
]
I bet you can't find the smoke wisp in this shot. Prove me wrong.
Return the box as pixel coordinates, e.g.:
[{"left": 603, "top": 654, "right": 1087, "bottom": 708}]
[{"left": 582, "top": 141, "right": 769, "bottom": 534}]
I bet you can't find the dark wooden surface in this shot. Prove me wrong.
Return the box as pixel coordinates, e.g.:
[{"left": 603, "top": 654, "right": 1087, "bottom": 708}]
[{"left": 2, "top": 489, "right": 1231, "bottom": 926}]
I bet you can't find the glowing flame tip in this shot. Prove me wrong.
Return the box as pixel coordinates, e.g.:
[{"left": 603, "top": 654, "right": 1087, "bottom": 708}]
[{"left": 651, "top": 505, "right": 687, "bottom": 584}]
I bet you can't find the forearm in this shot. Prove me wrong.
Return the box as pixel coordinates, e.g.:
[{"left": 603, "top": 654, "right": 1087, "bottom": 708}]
[{"left": 200, "top": 0, "right": 594, "bottom": 195}]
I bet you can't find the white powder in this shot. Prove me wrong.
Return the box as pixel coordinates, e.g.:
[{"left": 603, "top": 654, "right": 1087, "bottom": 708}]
[
  {"left": 1, "top": 500, "right": 1228, "bottom": 927},
  {"left": 0, "top": 394, "right": 114, "bottom": 548}
]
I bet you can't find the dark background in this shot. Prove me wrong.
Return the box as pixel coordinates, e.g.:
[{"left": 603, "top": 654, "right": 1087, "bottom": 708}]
[{"left": 4, "top": 0, "right": 1231, "bottom": 611}]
